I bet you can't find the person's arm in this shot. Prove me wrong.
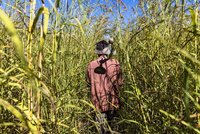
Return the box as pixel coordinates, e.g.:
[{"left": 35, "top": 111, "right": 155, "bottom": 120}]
[
  {"left": 116, "top": 63, "right": 123, "bottom": 88},
  {"left": 110, "top": 60, "right": 123, "bottom": 109},
  {"left": 112, "top": 60, "right": 123, "bottom": 89},
  {"left": 86, "top": 63, "right": 100, "bottom": 111}
]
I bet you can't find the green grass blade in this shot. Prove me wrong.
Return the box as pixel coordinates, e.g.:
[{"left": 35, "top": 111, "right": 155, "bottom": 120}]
[
  {"left": 30, "top": 7, "right": 45, "bottom": 33},
  {"left": 39, "top": 7, "right": 49, "bottom": 53},
  {"left": 189, "top": 7, "right": 198, "bottom": 32},
  {"left": 160, "top": 109, "right": 200, "bottom": 133},
  {"left": 74, "top": 18, "right": 85, "bottom": 36},
  {"left": 43, "top": 7, "right": 49, "bottom": 36},
  {"left": 0, "top": 98, "right": 38, "bottom": 133},
  {"left": 17, "top": 103, "right": 45, "bottom": 133},
  {"left": 0, "top": 9, "right": 27, "bottom": 66}
]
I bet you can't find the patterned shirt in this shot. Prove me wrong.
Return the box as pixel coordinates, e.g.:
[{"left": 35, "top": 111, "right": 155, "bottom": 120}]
[{"left": 86, "top": 55, "right": 123, "bottom": 112}]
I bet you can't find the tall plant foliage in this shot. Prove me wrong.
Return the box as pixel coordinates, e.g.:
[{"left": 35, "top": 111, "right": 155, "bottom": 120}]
[{"left": 0, "top": 0, "right": 199, "bottom": 133}]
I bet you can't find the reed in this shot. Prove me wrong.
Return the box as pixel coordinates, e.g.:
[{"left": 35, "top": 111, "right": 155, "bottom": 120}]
[{"left": 0, "top": 0, "right": 199, "bottom": 133}]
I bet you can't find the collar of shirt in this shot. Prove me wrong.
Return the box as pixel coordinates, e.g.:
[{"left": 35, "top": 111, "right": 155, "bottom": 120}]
[{"left": 98, "top": 55, "right": 107, "bottom": 60}]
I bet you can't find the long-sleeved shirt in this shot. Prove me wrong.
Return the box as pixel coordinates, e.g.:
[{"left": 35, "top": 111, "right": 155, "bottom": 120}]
[{"left": 86, "top": 55, "right": 123, "bottom": 112}]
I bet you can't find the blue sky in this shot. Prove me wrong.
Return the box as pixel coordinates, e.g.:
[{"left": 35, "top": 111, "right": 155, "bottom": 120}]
[
  {"left": 1, "top": 0, "right": 138, "bottom": 17},
  {"left": 37, "top": 0, "right": 138, "bottom": 15},
  {"left": 35, "top": 0, "right": 139, "bottom": 23},
  {"left": 38, "top": 0, "right": 138, "bottom": 8},
  {"left": 121, "top": 0, "right": 139, "bottom": 23},
  {"left": 1, "top": 0, "right": 138, "bottom": 24}
]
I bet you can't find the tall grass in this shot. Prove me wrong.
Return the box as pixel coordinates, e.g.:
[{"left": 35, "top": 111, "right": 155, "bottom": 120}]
[{"left": 0, "top": 0, "right": 199, "bottom": 133}]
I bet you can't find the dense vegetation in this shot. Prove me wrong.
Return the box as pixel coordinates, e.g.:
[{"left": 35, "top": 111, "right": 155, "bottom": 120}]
[{"left": 0, "top": 0, "right": 199, "bottom": 133}]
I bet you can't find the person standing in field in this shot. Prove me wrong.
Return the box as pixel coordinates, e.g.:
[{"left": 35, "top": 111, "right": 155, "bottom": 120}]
[{"left": 86, "top": 39, "right": 123, "bottom": 134}]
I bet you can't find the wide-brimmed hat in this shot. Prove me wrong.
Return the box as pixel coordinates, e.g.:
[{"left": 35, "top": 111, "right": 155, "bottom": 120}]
[{"left": 95, "top": 40, "right": 112, "bottom": 55}]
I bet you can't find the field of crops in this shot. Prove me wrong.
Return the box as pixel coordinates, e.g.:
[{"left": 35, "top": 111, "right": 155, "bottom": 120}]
[{"left": 0, "top": 0, "right": 199, "bottom": 133}]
